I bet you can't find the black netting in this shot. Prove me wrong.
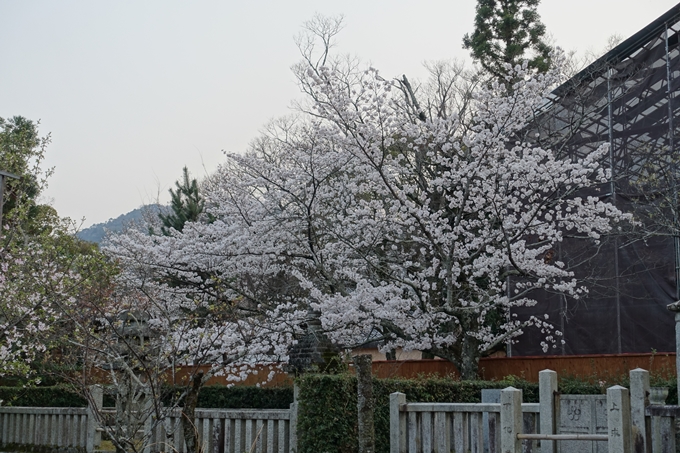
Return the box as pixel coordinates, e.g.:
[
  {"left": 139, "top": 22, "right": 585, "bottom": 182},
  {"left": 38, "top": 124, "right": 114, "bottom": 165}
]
[{"left": 512, "top": 4, "right": 680, "bottom": 356}]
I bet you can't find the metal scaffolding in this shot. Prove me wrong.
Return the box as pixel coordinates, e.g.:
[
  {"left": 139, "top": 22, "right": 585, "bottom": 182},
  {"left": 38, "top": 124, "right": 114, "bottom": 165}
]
[{"left": 513, "top": 3, "right": 680, "bottom": 356}]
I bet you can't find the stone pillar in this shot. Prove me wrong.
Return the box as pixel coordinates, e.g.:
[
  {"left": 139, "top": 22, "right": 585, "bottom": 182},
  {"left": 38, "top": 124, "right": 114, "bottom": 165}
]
[
  {"left": 676, "top": 311, "right": 680, "bottom": 400},
  {"left": 607, "top": 385, "right": 631, "bottom": 453},
  {"left": 500, "top": 387, "right": 522, "bottom": 453},
  {"left": 354, "top": 354, "right": 375, "bottom": 453},
  {"left": 289, "top": 381, "right": 300, "bottom": 451},
  {"left": 390, "top": 392, "right": 406, "bottom": 453},
  {"left": 665, "top": 301, "right": 680, "bottom": 399},
  {"left": 629, "top": 368, "right": 651, "bottom": 453},
  {"left": 86, "top": 385, "right": 103, "bottom": 453},
  {"left": 481, "top": 389, "right": 501, "bottom": 453},
  {"left": 539, "top": 369, "right": 558, "bottom": 453}
]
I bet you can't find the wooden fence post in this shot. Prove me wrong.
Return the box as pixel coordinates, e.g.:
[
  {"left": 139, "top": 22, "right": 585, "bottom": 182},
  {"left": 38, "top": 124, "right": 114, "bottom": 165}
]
[
  {"left": 607, "top": 385, "right": 631, "bottom": 453},
  {"left": 86, "top": 385, "right": 103, "bottom": 453},
  {"left": 390, "top": 392, "right": 406, "bottom": 453},
  {"left": 539, "top": 369, "right": 558, "bottom": 453},
  {"left": 629, "top": 368, "right": 651, "bottom": 453},
  {"left": 500, "top": 387, "right": 522, "bottom": 453}
]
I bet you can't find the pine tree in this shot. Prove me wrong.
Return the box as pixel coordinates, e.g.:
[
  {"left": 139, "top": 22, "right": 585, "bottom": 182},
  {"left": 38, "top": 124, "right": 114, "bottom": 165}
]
[
  {"left": 463, "top": 0, "right": 552, "bottom": 80},
  {"left": 159, "top": 167, "right": 205, "bottom": 235}
]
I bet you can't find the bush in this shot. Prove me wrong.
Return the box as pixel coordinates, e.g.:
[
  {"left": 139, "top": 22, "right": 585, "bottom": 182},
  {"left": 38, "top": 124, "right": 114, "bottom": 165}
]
[
  {"left": 296, "top": 371, "right": 676, "bottom": 453},
  {"left": 0, "top": 385, "right": 87, "bottom": 407},
  {"left": 0, "top": 384, "right": 294, "bottom": 409},
  {"left": 196, "top": 385, "right": 294, "bottom": 409},
  {"left": 296, "top": 374, "right": 538, "bottom": 453}
]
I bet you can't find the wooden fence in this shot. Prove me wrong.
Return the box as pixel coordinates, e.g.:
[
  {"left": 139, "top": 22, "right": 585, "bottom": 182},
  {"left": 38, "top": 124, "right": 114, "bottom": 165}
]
[
  {"left": 389, "top": 395, "right": 540, "bottom": 453},
  {"left": 144, "top": 408, "right": 295, "bottom": 453},
  {"left": 0, "top": 402, "right": 297, "bottom": 453},
  {"left": 390, "top": 368, "right": 678, "bottom": 453},
  {"left": 0, "top": 406, "right": 94, "bottom": 451}
]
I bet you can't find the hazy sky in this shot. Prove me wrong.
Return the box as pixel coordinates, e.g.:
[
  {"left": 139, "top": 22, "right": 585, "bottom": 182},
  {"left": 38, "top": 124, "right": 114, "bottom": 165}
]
[{"left": 1, "top": 0, "right": 679, "bottom": 228}]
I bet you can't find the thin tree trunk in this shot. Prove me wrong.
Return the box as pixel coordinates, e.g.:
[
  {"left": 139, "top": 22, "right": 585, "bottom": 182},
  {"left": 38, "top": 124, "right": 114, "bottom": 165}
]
[{"left": 182, "top": 371, "right": 204, "bottom": 453}]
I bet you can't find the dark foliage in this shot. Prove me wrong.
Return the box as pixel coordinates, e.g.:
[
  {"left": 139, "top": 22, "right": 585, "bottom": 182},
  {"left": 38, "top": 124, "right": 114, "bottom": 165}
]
[{"left": 463, "top": 0, "right": 552, "bottom": 80}]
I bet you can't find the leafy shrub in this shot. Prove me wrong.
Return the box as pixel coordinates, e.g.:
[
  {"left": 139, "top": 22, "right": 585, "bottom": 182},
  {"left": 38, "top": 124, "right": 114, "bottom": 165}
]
[
  {"left": 296, "top": 371, "right": 677, "bottom": 453},
  {"left": 196, "top": 385, "right": 293, "bottom": 409},
  {"left": 296, "top": 374, "right": 538, "bottom": 453},
  {"left": 0, "top": 385, "right": 87, "bottom": 407}
]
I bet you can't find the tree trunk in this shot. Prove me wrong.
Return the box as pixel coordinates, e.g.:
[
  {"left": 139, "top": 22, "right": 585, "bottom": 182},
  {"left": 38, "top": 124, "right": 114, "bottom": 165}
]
[
  {"left": 457, "top": 340, "right": 481, "bottom": 380},
  {"left": 354, "top": 354, "right": 375, "bottom": 453},
  {"left": 433, "top": 332, "right": 481, "bottom": 380},
  {"left": 182, "top": 371, "right": 204, "bottom": 453}
]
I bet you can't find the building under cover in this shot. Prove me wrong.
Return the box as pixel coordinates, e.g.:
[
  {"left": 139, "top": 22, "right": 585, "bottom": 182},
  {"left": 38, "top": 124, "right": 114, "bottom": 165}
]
[{"left": 513, "top": 2, "right": 680, "bottom": 356}]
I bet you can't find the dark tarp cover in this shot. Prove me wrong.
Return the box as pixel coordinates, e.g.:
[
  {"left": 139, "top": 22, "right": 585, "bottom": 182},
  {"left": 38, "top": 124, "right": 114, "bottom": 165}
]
[{"left": 511, "top": 3, "right": 680, "bottom": 356}]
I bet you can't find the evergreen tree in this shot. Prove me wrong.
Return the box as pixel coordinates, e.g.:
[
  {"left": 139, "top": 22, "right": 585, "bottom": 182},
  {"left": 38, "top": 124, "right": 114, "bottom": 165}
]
[
  {"left": 158, "top": 167, "right": 205, "bottom": 235},
  {"left": 0, "top": 116, "right": 53, "bottom": 235},
  {"left": 463, "top": 0, "right": 552, "bottom": 80}
]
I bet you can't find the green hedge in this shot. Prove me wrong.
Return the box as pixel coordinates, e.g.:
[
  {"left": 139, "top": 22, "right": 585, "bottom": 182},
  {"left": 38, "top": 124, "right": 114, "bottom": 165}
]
[
  {"left": 0, "top": 385, "right": 293, "bottom": 410},
  {"left": 0, "top": 386, "right": 87, "bottom": 407},
  {"left": 296, "top": 373, "right": 678, "bottom": 453},
  {"left": 196, "top": 385, "right": 293, "bottom": 409},
  {"left": 296, "top": 374, "right": 539, "bottom": 453}
]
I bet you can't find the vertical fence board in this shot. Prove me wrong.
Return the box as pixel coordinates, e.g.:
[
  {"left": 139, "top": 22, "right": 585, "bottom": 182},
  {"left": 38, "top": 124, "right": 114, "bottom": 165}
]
[
  {"left": 254, "top": 419, "right": 264, "bottom": 453},
  {"left": 234, "top": 419, "right": 243, "bottom": 453},
  {"left": 489, "top": 412, "right": 499, "bottom": 453},
  {"left": 408, "top": 412, "right": 417, "bottom": 453},
  {"left": 224, "top": 418, "right": 232, "bottom": 453},
  {"left": 202, "top": 416, "right": 210, "bottom": 453},
  {"left": 471, "top": 412, "right": 483, "bottom": 453},
  {"left": 434, "top": 412, "right": 446, "bottom": 453},
  {"left": 421, "top": 412, "right": 432, "bottom": 453},
  {"left": 266, "top": 419, "right": 275, "bottom": 453},
  {"left": 8, "top": 412, "right": 15, "bottom": 444},
  {"left": 278, "top": 419, "right": 287, "bottom": 453}
]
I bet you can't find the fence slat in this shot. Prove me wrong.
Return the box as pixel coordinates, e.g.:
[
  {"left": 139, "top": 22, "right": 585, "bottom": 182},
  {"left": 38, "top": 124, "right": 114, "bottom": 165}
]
[
  {"left": 234, "top": 419, "right": 243, "bottom": 453},
  {"left": 421, "top": 411, "right": 432, "bottom": 453},
  {"left": 267, "top": 419, "right": 275, "bottom": 453},
  {"left": 278, "top": 419, "right": 286, "bottom": 453},
  {"left": 408, "top": 412, "right": 417, "bottom": 453},
  {"left": 434, "top": 412, "right": 446, "bottom": 453},
  {"left": 471, "top": 412, "right": 483, "bottom": 453},
  {"left": 488, "top": 412, "right": 499, "bottom": 453}
]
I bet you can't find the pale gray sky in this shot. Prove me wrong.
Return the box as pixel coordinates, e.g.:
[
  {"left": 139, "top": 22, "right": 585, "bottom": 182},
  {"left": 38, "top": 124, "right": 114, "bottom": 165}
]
[{"left": 1, "top": 0, "right": 678, "bottom": 227}]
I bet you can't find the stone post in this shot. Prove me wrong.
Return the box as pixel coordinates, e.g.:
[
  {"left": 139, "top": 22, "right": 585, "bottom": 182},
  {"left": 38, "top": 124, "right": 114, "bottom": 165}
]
[
  {"left": 538, "top": 369, "right": 558, "bottom": 453},
  {"left": 607, "top": 385, "right": 631, "bottom": 453},
  {"left": 86, "top": 385, "right": 103, "bottom": 453},
  {"left": 665, "top": 301, "right": 680, "bottom": 399},
  {"left": 289, "top": 384, "right": 299, "bottom": 453},
  {"left": 481, "top": 389, "right": 501, "bottom": 453},
  {"left": 500, "top": 387, "right": 522, "bottom": 453},
  {"left": 629, "top": 368, "right": 651, "bottom": 453},
  {"left": 390, "top": 392, "right": 406, "bottom": 453},
  {"left": 354, "top": 354, "right": 375, "bottom": 453}
]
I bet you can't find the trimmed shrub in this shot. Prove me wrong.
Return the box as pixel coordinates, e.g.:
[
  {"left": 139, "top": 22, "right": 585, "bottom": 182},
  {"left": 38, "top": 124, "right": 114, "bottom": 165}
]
[
  {"left": 196, "top": 385, "right": 294, "bottom": 409},
  {"left": 0, "top": 385, "right": 293, "bottom": 410},
  {"left": 296, "top": 372, "right": 675, "bottom": 453},
  {"left": 0, "top": 386, "right": 87, "bottom": 407},
  {"left": 296, "top": 374, "right": 539, "bottom": 453}
]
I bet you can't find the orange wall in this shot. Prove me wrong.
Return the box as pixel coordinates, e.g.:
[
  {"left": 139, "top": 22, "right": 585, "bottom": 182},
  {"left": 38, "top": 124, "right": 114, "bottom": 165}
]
[
  {"left": 364, "top": 353, "right": 677, "bottom": 382},
  {"left": 87, "top": 353, "right": 674, "bottom": 388},
  {"left": 477, "top": 352, "right": 677, "bottom": 381}
]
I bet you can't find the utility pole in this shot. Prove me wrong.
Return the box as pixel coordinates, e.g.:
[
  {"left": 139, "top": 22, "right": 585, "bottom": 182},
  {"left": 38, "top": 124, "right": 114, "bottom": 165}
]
[{"left": 0, "top": 170, "right": 19, "bottom": 229}]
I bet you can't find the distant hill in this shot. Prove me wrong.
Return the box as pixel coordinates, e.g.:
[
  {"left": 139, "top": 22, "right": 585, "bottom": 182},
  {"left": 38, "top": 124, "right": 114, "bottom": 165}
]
[{"left": 77, "top": 204, "right": 167, "bottom": 244}]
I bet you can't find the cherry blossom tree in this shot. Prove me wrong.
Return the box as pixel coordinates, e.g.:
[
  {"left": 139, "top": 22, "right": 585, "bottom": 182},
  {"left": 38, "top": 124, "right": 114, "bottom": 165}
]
[
  {"left": 107, "top": 46, "right": 629, "bottom": 380},
  {"left": 102, "top": 214, "right": 301, "bottom": 452}
]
